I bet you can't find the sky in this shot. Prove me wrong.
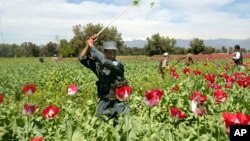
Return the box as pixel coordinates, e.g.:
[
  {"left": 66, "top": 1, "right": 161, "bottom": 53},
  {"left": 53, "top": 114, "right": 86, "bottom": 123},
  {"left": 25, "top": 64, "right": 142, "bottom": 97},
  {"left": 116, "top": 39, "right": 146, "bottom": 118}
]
[{"left": 0, "top": 0, "right": 250, "bottom": 45}]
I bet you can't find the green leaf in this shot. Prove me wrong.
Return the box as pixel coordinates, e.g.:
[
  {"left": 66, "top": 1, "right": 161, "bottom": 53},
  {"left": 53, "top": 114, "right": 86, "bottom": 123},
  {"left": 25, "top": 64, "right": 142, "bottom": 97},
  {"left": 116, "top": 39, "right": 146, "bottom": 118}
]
[{"left": 71, "top": 127, "right": 85, "bottom": 141}]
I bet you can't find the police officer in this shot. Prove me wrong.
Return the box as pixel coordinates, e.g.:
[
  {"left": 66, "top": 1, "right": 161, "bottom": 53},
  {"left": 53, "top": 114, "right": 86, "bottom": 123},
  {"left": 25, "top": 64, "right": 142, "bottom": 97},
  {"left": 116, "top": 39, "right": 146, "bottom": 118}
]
[
  {"left": 78, "top": 34, "right": 130, "bottom": 120},
  {"left": 232, "top": 45, "right": 243, "bottom": 68}
]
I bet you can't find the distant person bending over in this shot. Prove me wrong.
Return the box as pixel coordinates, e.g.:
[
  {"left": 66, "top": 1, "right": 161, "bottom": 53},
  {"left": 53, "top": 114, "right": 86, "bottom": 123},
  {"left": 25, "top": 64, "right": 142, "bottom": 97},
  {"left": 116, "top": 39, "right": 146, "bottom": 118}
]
[
  {"left": 178, "top": 53, "right": 194, "bottom": 66},
  {"left": 159, "top": 52, "right": 169, "bottom": 78},
  {"left": 232, "top": 45, "right": 243, "bottom": 68}
]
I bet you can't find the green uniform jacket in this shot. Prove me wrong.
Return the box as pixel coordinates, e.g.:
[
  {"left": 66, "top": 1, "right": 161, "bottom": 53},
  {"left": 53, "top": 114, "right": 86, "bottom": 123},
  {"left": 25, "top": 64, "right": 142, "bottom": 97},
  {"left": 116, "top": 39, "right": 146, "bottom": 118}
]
[{"left": 79, "top": 46, "right": 129, "bottom": 118}]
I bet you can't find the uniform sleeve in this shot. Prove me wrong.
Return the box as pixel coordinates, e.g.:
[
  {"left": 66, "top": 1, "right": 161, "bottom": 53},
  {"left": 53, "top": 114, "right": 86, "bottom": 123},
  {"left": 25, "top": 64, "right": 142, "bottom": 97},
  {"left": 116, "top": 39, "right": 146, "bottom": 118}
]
[
  {"left": 233, "top": 52, "right": 240, "bottom": 60},
  {"left": 89, "top": 46, "right": 124, "bottom": 75},
  {"left": 78, "top": 55, "right": 97, "bottom": 75}
]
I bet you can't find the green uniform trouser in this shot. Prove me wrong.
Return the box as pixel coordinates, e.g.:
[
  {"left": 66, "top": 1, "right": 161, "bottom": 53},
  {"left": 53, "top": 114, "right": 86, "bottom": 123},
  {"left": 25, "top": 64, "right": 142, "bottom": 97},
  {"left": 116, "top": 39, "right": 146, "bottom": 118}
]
[{"left": 96, "top": 98, "right": 130, "bottom": 119}]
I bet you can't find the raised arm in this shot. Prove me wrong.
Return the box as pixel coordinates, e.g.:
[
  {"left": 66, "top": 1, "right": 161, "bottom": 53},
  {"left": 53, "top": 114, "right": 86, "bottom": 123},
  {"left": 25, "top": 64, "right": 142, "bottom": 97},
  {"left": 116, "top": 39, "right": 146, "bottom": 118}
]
[
  {"left": 86, "top": 35, "right": 124, "bottom": 76},
  {"left": 79, "top": 45, "right": 89, "bottom": 60}
]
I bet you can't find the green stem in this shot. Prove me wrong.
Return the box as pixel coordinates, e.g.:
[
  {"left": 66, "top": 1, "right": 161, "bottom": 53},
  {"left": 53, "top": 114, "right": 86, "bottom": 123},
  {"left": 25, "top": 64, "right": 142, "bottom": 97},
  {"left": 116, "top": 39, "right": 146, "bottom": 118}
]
[
  {"left": 148, "top": 108, "right": 151, "bottom": 141},
  {"left": 197, "top": 116, "right": 200, "bottom": 136},
  {"left": 26, "top": 116, "right": 30, "bottom": 140},
  {"left": 126, "top": 114, "right": 129, "bottom": 141}
]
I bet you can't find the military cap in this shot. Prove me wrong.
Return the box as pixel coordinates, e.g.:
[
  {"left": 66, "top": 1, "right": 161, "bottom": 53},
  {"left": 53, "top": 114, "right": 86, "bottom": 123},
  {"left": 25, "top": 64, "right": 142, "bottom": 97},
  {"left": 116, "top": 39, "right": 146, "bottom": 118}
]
[{"left": 103, "top": 41, "right": 118, "bottom": 50}]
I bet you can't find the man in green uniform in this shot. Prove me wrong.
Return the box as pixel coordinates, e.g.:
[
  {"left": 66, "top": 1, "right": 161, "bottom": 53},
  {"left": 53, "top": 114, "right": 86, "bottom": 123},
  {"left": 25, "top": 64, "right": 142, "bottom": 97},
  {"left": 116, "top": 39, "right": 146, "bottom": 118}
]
[{"left": 78, "top": 34, "right": 130, "bottom": 120}]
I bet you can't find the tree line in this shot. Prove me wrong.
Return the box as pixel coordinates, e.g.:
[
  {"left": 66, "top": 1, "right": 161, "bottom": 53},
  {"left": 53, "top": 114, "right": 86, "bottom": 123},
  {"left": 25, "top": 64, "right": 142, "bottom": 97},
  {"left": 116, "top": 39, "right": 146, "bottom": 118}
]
[{"left": 0, "top": 23, "right": 249, "bottom": 57}]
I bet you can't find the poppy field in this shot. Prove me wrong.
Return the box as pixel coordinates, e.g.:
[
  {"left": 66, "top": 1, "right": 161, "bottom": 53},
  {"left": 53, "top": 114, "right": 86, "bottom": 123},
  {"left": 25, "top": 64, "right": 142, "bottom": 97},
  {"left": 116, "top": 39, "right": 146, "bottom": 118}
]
[{"left": 0, "top": 54, "right": 250, "bottom": 141}]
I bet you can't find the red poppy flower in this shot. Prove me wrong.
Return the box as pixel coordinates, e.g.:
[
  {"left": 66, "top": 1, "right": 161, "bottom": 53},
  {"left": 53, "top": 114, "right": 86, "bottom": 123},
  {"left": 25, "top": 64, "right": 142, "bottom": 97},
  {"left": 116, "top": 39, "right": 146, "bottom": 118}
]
[
  {"left": 170, "top": 68, "right": 179, "bottom": 79},
  {"left": 170, "top": 107, "right": 186, "bottom": 120},
  {"left": 193, "top": 70, "right": 202, "bottom": 75},
  {"left": 237, "top": 77, "right": 250, "bottom": 88},
  {"left": 225, "top": 65, "right": 230, "bottom": 71},
  {"left": 116, "top": 85, "right": 133, "bottom": 101},
  {"left": 214, "top": 89, "right": 227, "bottom": 104},
  {"left": 22, "top": 84, "right": 36, "bottom": 95},
  {"left": 222, "top": 112, "right": 250, "bottom": 133},
  {"left": 233, "top": 72, "right": 245, "bottom": 80},
  {"left": 42, "top": 104, "right": 60, "bottom": 119},
  {"left": 225, "top": 82, "right": 232, "bottom": 89},
  {"left": 171, "top": 71, "right": 179, "bottom": 79},
  {"left": 183, "top": 67, "right": 190, "bottom": 75},
  {"left": 207, "top": 83, "right": 221, "bottom": 90},
  {"left": 144, "top": 89, "right": 164, "bottom": 107},
  {"left": 30, "top": 136, "right": 43, "bottom": 141},
  {"left": 223, "top": 74, "right": 235, "bottom": 83},
  {"left": 172, "top": 85, "right": 179, "bottom": 93},
  {"left": 0, "top": 93, "right": 4, "bottom": 104},
  {"left": 169, "top": 68, "right": 176, "bottom": 74},
  {"left": 190, "top": 91, "right": 207, "bottom": 104},
  {"left": 23, "top": 104, "right": 37, "bottom": 116},
  {"left": 67, "top": 83, "right": 78, "bottom": 96},
  {"left": 204, "top": 73, "right": 215, "bottom": 83}
]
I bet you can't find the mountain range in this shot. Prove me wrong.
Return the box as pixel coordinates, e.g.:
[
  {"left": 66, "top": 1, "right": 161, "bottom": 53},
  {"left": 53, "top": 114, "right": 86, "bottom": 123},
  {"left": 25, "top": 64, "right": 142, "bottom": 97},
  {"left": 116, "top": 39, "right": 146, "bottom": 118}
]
[{"left": 125, "top": 38, "right": 250, "bottom": 49}]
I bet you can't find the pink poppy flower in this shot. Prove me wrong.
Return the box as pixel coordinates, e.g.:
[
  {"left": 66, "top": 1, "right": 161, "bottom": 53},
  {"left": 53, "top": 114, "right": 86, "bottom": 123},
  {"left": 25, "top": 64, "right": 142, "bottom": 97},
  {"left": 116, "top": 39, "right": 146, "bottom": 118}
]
[
  {"left": 42, "top": 104, "right": 60, "bottom": 119},
  {"left": 67, "top": 83, "right": 78, "bottom": 96},
  {"left": 115, "top": 85, "right": 133, "bottom": 101},
  {"left": 144, "top": 89, "right": 164, "bottom": 107},
  {"left": 22, "top": 84, "right": 36, "bottom": 95},
  {"left": 190, "top": 91, "right": 207, "bottom": 116},
  {"left": 23, "top": 104, "right": 37, "bottom": 116}
]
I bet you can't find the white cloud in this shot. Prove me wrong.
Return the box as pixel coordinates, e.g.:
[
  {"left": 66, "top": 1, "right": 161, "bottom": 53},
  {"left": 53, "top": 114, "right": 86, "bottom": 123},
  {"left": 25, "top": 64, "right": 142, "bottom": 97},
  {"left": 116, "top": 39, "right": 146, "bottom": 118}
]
[{"left": 0, "top": 0, "right": 249, "bottom": 45}]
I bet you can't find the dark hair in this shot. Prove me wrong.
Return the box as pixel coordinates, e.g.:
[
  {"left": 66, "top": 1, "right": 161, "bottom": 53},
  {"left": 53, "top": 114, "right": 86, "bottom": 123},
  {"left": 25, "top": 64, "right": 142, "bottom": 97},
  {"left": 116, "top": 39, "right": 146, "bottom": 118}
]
[{"left": 234, "top": 45, "right": 240, "bottom": 50}]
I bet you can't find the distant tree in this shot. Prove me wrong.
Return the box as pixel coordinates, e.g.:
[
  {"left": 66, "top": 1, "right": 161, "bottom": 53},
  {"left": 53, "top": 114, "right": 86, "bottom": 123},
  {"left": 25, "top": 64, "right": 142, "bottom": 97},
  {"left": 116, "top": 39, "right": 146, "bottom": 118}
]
[
  {"left": 221, "top": 46, "right": 227, "bottom": 53},
  {"left": 203, "top": 46, "right": 216, "bottom": 54},
  {"left": 0, "top": 44, "right": 18, "bottom": 57},
  {"left": 70, "top": 23, "right": 124, "bottom": 56},
  {"left": 228, "top": 47, "right": 234, "bottom": 54},
  {"left": 189, "top": 38, "right": 205, "bottom": 54},
  {"left": 20, "top": 42, "right": 40, "bottom": 57},
  {"left": 215, "top": 49, "right": 221, "bottom": 53},
  {"left": 14, "top": 46, "right": 28, "bottom": 57},
  {"left": 43, "top": 42, "right": 58, "bottom": 57},
  {"left": 58, "top": 39, "right": 74, "bottom": 57},
  {"left": 173, "top": 47, "right": 187, "bottom": 54},
  {"left": 241, "top": 48, "right": 247, "bottom": 53},
  {"left": 145, "top": 33, "right": 176, "bottom": 56}
]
